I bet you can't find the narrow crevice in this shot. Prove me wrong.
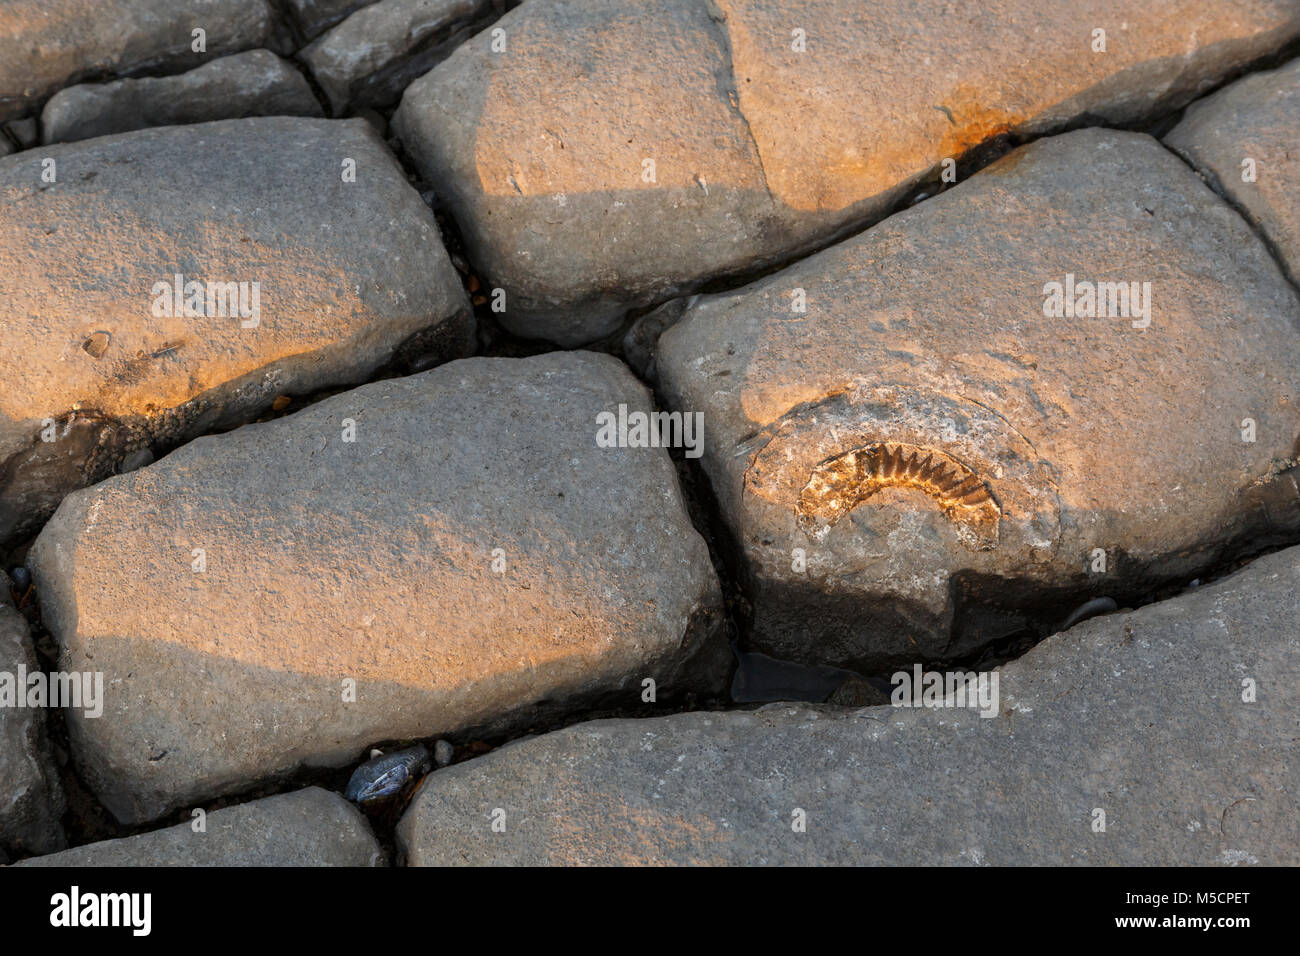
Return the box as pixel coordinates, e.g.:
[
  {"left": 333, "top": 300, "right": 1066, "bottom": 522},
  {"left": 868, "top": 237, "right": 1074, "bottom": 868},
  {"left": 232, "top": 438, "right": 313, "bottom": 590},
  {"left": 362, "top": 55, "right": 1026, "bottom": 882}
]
[{"left": 1157, "top": 138, "right": 1300, "bottom": 301}]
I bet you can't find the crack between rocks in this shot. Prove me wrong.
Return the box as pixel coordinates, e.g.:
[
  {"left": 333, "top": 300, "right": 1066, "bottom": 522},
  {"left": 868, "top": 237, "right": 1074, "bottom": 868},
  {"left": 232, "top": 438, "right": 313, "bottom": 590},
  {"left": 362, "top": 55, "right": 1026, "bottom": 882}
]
[
  {"left": 1156, "top": 137, "right": 1300, "bottom": 305},
  {"left": 700, "top": 0, "right": 775, "bottom": 209}
]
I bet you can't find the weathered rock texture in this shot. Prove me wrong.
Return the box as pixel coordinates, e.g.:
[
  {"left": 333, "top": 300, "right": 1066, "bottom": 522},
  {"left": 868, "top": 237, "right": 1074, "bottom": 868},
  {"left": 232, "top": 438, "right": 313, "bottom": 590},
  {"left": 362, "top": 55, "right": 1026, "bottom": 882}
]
[
  {"left": 0, "top": 117, "right": 473, "bottom": 548},
  {"left": 0, "top": 574, "right": 66, "bottom": 858},
  {"left": 394, "top": 0, "right": 1300, "bottom": 344},
  {"left": 283, "top": 0, "right": 384, "bottom": 39},
  {"left": 398, "top": 544, "right": 1300, "bottom": 866},
  {"left": 656, "top": 129, "right": 1300, "bottom": 670},
  {"left": 0, "top": 0, "right": 275, "bottom": 123},
  {"left": 14, "top": 788, "right": 384, "bottom": 866},
  {"left": 41, "top": 50, "right": 323, "bottom": 144},
  {"left": 28, "top": 352, "right": 727, "bottom": 825},
  {"left": 302, "top": 0, "right": 492, "bottom": 114},
  {"left": 1166, "top": 56, "right": 1300, "bottom": 284}
]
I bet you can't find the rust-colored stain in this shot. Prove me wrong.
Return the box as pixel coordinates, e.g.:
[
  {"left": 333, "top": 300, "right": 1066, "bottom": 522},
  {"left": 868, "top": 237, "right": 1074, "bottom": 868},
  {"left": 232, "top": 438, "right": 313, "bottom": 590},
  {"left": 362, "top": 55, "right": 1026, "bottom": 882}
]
[{"left": 935, "top": 85, "right": 1022, "bottom": 161}]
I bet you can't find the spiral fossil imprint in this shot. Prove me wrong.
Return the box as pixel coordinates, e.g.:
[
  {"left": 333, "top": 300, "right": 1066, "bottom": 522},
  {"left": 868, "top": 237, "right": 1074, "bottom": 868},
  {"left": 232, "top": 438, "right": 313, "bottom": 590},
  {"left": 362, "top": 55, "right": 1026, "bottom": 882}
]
[{"left": 797, "top": 441, "right": 1001, "bottom": 548}]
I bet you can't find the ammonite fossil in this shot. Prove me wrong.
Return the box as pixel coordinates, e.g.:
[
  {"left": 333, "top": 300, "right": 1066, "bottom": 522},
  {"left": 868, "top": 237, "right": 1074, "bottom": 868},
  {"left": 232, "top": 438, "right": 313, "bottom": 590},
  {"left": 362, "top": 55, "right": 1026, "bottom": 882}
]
[{"left": 797, "top": 441, "right": 1001, "bottom": 548}]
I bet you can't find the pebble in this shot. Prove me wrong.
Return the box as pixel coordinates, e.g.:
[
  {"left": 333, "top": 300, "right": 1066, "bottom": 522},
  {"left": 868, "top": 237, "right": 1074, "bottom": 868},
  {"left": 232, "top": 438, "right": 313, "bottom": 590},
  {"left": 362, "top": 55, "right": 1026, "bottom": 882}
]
[
  {"left": 1060, "top": 596, "right": 1119, "bottom": 632},
  {"left": 8, "top": 566, "right": 31, "bottom": 592},
  {"left": 116, "top": 449, "right": 155, "bottom": 474},
  {"left": 433, "top": 739, "right": 454, "bottom": 767},
  {"left": 344, "top": 744, "right": 432, "bottom": 804}
]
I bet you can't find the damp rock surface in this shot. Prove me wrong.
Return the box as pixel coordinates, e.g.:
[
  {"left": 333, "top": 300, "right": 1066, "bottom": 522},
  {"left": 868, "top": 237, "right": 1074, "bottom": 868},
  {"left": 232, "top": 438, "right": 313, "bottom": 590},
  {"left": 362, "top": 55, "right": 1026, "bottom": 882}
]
[
  {"left": 41, "top": 50, "right": 324, "bottom": 144},
  {"left": 0, "top": 0, "right": 275, "bottom": 123},
  {"left": 301, "top": 0, "right": 492, "bottom": 114},
  {"left": 655, "top": 128, "right": 1300, "bottom": 670},
  {"left": 0, "top": 575, "right": 66, "bottom": 858},
  {"left": 393, "top": 0, "right": 1300, "bottom": 344},
  {"left": 0, "top": 116, "right": 473, "bottom": 548},
  {"left": 397, "top": 544, "right": 1300, "bottom": 866},
  {"left": 1166, "top": 56, "right": 1300, "bottom": 283},
  {"left": 12, "top": 788, "right": 384, "bottom": 866},
  {"left": 28, "top": 352, "right": 727, "bottom": 825}
]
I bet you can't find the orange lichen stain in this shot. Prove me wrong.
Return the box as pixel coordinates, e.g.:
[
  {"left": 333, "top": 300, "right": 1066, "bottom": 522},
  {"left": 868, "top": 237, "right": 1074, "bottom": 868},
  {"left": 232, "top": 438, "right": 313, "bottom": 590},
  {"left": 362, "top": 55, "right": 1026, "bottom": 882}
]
[{"left": 934, "top": 85, "right": 1022, "bottom": 161}]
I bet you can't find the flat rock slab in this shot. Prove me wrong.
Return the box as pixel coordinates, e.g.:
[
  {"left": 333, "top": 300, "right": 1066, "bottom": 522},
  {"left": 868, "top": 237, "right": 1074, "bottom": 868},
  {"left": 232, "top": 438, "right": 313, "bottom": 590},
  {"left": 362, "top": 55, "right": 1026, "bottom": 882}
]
[
  {"left": 1166, "top": 56, "right": 1300, "bottom": 283},
  {"left": 0, "top": 575, "right": 66, "bottom": 859},
  {"left": 398, "top": 544, "right": 1300, "bottom": 866},
  {"left": 29, "top": 352, "right": 726, "bottom": 825},
  {"left": 656, "top": 129, "right": 1300, "bottom": 670},
  {"left": 13, "top": 787, "right": 384, "bottom": 866},
  {"left": 42, "top": 50, "right": 323, "bottom": 144},
  {"left": 0, "top": 0, "right": 274, "bottom": 123},
  {"left": 394, "top": 0, "right": 1300, "bottom": 344},
  {"left": 0, "top": 117, "right": 473, "bottom": 548},
  {"left": 302, "top": 0, "right": 491, "bottom": 114}
]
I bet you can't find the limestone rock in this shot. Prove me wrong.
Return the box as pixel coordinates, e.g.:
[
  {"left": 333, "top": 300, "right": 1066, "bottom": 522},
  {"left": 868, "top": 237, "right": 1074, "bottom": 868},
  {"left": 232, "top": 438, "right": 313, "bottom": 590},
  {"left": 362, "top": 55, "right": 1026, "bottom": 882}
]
[
  {"left": 0, "top": 117, "right": 473, "bottom": 547},
  {"left": 0, "top": 0, "right": 274, "bottom": 123},
  {"left": 1166, "top": 56, "right": 1300, "bottom": 283},
  {"left": 28, "top": 352, "right": 726, "bottom": 824},
  {"left": 41, "top": 50, "right": 323, "bottom": 144},
  {"left": 394, "top": 0, "right": 1300, "bottom": 344},
  {"left": 302, "top": 0, "right": 492, "bottom": 114},
  {"left": 397, "top": 545, "right": 1300, "bottom": 865},
  {"left": 0, "top": 574, "right": 66, "bottom": 858},
  {"left": 14, "top": 787, "right": 384, "bottom": 866},
  {"left": 655, "top": 129, "right": 1300, "bottom": 669}
]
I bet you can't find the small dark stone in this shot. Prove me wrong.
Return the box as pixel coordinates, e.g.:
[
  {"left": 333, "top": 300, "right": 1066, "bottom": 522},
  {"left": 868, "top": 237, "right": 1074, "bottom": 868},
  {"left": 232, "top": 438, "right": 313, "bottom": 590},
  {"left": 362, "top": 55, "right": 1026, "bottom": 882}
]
[
  {"left": 344, "top": 744, "right": 431, "bottom": 804},
  {"left": 9, "top": 565, "right": 32, "bottom": 591},
  {"left": 117, "top": 448, "right": 155, "bottom": 474}
]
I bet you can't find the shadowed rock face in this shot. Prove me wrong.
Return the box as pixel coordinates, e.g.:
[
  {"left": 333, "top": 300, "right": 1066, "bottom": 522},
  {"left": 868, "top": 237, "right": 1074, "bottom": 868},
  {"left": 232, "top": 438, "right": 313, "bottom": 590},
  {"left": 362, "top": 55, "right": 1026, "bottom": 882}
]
[
  {"left": 0, "top": 116, "right": 474, "bottom": 548},
  {"left": 393, "top": 0, "right": 1300, "bottom": 344},
  {"left": 28, "top": 352, "right": 728, "bottom": 825},
  {"left": 282, "top": 0, "right": 385, "bottom": 40},
  {"left": 397, "top": 544, "right": 1300, "bottom": 866},
  {"left": 656, "top": 129, "right": 1300, "bottom": 670},
  {"left": 0, "top": 574, "right": 66, "bottom": 859},
  {"left": 301, "top": 0, "right": 492, "bottom": 114},
  {"left": 12, "top": 788, "right": 384, "bottom": 866},
  {"left": 41, "top": 50, "right": 324, "bottom": 144},
  {"left": 0, "top": 0, "right": 276, "bottom": 123},
  {"left": 1166, "top": 55, "right": 1300, "bottom": 284}
]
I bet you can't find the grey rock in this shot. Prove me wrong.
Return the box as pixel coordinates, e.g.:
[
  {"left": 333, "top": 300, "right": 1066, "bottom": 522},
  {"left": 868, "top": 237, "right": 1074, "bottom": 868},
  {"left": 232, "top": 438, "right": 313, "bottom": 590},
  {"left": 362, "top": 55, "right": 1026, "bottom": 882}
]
[
  {"left": 0, "top": 0, "right": 275, "bottom": 123},
  {"left": 730, "top": 646, "right": 868, "bottom": 705},
  {"left": 394, "top": 0, "right": 1300, "bottom": 344},
  {"left": 0, "top": 573, "right": 66, "bottom": 857},
  {"left": 42, "top": 50, "right": 323, "bottom": 144},
  {"left": 283, "top": 0, "right": 385, "bottom": 40},
  {"left": 1166, "top": 56, "right": 1300, "bottom": 284},
  {"left": 14, "top": 788, "right": 384, "bottom": 866},
  {"left": 433, "top": 739, "right": 454, "bottom": 767},
  {"left": 4, "top": 118, "right": 37, "bottom": 148},
  {"left": 0, "top": 117, "right": 473, "bottom": 548},
  {"left": 29, "top": 352, "right": 727, "bottom": 824},
  {"left": 656, "top": 129, "right": 1300, "bottom": 670},
  {"left": 398, "top": 544, "right": 1300, "bottom": 866},
  {"left": 301, "top": 0, "right": 491, "bottom": 114}
]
